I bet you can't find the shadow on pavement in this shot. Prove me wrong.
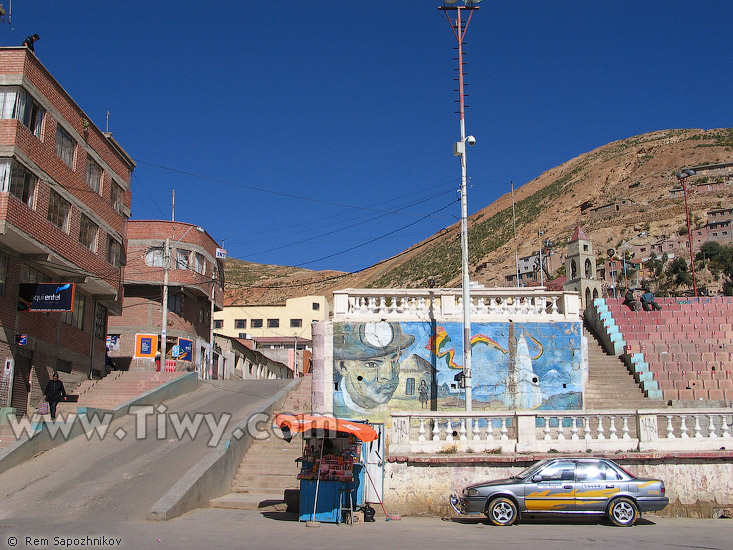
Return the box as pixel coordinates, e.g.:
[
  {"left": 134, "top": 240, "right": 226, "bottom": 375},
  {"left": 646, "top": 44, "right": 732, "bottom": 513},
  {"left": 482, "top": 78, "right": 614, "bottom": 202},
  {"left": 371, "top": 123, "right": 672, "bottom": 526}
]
[
  {"left": 261, "top": 511, "right": 300, "bottom": 522},
  {"left": 441, "top": 515, "right": 657, "bottom": 527}
]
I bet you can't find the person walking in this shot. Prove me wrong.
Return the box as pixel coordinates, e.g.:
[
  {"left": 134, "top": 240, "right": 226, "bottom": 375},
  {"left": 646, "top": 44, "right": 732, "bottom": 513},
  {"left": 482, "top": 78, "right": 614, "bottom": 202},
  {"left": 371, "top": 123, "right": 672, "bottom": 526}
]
[
  {"left": 43, "top": 372, "right": 67, "bottom": 421},
  {"left": 22, "top": 34, "right": 40, "bottom": 53}
]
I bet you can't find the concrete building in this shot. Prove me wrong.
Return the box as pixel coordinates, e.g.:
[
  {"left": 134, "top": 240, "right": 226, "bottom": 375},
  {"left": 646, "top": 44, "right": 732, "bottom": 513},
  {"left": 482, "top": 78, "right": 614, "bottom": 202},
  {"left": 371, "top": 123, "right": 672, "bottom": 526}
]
[
  {"left": 0, "top": 48, "right": 135, "bottom": 416},
  {"left": 214, "top": 295, "right": 329, "bottom": 342},
  {"left": 213, "top": 333, "right": 292, "bottom": 380},
  {"left": 107, "top": 220, "right": 224, "bottom": 378}
]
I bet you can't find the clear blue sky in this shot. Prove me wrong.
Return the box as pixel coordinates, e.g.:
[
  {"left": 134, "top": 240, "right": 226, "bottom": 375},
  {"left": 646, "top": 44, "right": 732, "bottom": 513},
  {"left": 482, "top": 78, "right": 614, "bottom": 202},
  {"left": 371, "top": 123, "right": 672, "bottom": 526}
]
[{"left": 5, "top": 1, "right": 731, "bottom": 273}]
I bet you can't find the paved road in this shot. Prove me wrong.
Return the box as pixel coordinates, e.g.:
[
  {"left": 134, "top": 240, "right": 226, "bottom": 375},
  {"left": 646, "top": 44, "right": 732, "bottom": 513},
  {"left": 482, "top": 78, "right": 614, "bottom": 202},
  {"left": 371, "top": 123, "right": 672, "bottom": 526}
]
[
  {"left": 0, "top": 509, "right": 730, "bottom": 550},
  {"left": 0, "top": 379, "right": 291, "bottom": 523}
]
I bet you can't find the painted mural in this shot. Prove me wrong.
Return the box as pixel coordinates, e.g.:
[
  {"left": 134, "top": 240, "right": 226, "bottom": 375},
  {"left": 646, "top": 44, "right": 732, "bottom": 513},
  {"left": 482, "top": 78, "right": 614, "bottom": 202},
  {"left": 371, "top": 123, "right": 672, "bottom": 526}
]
[{"left": 333, "top": 320, "right": 583, "bottom": 421}]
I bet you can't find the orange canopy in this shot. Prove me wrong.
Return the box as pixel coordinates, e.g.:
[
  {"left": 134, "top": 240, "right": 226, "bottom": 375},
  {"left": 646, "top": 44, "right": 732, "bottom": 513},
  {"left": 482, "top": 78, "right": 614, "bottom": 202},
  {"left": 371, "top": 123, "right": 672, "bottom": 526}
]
[{"left": 273, "top": 413, "right": 378, "bottom": 442}]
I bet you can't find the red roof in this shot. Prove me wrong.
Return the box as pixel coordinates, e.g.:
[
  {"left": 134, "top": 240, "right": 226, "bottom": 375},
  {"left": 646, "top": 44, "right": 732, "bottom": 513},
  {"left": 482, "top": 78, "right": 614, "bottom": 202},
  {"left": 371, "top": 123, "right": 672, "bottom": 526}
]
[{"left": 570, "top": 225, "right": 589, "bottom": 242}]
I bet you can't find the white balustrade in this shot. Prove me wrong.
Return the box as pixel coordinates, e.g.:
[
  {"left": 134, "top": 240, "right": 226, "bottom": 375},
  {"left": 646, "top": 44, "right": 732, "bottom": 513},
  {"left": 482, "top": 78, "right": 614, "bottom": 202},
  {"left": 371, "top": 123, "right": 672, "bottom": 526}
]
[
  {"left": 333, "top": 288, "right": 580, "bottom": 322},
  {"left": 389, "top": 409, "right": 733, "bottom": 454}
]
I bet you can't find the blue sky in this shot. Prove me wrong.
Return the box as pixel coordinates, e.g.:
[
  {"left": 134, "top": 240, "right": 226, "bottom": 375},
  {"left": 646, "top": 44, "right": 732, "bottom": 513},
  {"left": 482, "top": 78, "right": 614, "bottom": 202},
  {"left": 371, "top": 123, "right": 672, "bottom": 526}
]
[{"left": 5, "top": 1, "right": 731, "bottom": 272}]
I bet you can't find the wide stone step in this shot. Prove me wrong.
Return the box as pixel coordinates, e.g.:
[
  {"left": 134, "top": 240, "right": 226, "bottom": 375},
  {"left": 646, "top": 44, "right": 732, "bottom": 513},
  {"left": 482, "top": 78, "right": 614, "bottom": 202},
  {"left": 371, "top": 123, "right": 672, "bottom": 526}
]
[{"left": 209, "top": 492, "right": 290, "bottom": 512}]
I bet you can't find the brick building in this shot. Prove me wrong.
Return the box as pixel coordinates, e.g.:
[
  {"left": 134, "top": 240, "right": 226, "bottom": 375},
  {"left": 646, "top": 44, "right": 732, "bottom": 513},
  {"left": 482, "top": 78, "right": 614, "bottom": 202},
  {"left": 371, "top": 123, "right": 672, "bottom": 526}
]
[
  {"left": 0, "top": 48, "right": 134, "bottom": 415},
  {"left": 107, "top": 220, "right": 224, "bottom": 377}
]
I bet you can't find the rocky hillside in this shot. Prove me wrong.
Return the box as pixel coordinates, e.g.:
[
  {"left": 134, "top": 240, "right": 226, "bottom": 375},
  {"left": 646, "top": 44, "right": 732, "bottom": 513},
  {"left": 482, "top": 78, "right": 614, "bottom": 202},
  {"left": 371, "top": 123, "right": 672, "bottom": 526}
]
[{"left": 225, "top": 128, "right": 733, "bottom": 304}]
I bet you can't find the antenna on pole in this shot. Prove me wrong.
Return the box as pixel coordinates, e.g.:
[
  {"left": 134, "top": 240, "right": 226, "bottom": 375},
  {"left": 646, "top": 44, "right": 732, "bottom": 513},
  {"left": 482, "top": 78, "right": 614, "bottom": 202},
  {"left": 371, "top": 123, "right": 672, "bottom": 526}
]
[
  {"left": 171, "top": 189, "right": 175, "bottom": 222},
  {"left": 0, "top": 1, "right": 13, "bottom": 27},
  {"left": 106, "top": 111, "right": 110, "bottom": 133}
]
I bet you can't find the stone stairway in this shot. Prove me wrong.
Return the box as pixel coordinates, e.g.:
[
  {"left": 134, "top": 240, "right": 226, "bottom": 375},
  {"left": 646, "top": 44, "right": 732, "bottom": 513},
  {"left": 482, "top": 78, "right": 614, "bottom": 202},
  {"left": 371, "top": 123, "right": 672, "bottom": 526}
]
[
  {"left": 0, "top": 422, "right": 16, "bottom": 452},
  {"left": 584, "top": 326, "right": 667, "bottom": 410},
  {"left": 210, "top": 374, "right": 312, "bottom": 512},
  {"left": 52, "top": 370, "right": 187, "bottom": 418}
]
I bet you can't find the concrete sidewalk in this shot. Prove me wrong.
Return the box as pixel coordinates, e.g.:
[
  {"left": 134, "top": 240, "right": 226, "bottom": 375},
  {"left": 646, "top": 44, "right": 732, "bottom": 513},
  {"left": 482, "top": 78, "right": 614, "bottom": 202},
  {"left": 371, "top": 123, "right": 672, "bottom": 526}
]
[{"left": 1, "top": 509, "right": 730, "bottom": 550}]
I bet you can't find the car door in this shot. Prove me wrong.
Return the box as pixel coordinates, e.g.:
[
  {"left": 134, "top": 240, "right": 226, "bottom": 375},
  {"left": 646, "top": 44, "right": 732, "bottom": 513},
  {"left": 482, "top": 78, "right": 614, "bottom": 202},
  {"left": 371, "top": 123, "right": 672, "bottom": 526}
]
[
  {"left": 523, "top": 459, "right": 576, "bottom": 512},
  {"left": 574, "top": 460, "right": 622, "bottom": 512}
]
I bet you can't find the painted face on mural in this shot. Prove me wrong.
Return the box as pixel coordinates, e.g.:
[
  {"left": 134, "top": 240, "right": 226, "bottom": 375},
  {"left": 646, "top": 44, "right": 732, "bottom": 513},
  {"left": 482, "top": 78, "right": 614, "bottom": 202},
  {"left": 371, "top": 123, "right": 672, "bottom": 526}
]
[
  {"left": 334, "top": 321, "right": 415, "bottom": 412},
  {"left": 338, "top": 352, "right": 402, "bottom": 409}
]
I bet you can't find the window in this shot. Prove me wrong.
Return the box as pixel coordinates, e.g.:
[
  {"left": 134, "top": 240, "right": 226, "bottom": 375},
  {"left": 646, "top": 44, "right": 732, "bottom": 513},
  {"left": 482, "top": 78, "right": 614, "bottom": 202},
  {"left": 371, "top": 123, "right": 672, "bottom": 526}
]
[
  {"left": 214, "top": 320, "right": 223, "bottom": 329},
  {"left": 110, "top": 182, "right": 124, "bottom": 213},
  {"left": 107, "top": 236, "right": 122, "bottom": 267},
  {"left": 251, "top": 319, "right": 263, "bottom": 328},
  {"left": 21, "top": 264, "right": 50, "bottom": 283},
  {"left": 94, "top": 304, "right": 107, "bottom": 339},
  {"left": 538, "top": 460, "right": 576, "bottom": 482},
  {"left": 193, "top": 253, "right": 205, "bottom": 274},
  {"left": 62, "top": 292, "right": 85, "bottom": 330},
  {"left": 0, "top": 251, "right": 7, "bottom": 296},
  {"left": 85, "top": 157, "right": 102, "bottom": 193},
  {"left": 55, "top": 125, "right": 76, "bottom": 168},
  {"left": 0, "top": 87, "right": 45, "bottom": 138},
  {"left": 78, "top": 214, "right": 98, "bottom": 251},
  {"left": 199, "top": 301, "right": 210, "bottom": 326},
  {"left": 312, "top": 302, "right": 320, "bottom": 311},
  {"left": 145, "top": 247, "right": 164, "bottom": 267},
  {"left": 239, "top": 333, "right": 248, "bottom": 339},
  {"left": 175, "top": 248, "right": 190, "bottom": 270},
  {"left": 290, "top": 319, "right": 302, "bottom": 328},
  {"left": 47, "top": 189, "right": 71, "bottom": 232},
  {"left": 235, "top": 319, "right": 246, "bottom": 329},
  {"left": 0, "top": 159, "right": 37, "bottom": 208},
  {"left": 405, "top": 378, "right": 415, "bottom": 395},
  {"left": 168, "top": 293, "right": 183, "bottom": 315},
  {"left": 267, "top": 319, "right": 280, "bottom": 328}
]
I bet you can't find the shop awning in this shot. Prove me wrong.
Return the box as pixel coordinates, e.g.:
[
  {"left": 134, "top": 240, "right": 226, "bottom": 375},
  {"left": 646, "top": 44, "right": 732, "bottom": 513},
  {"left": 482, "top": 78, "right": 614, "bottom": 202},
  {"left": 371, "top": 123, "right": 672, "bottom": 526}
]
[{"left": 273, "top": 413, "right": 378, "bottom": 442}]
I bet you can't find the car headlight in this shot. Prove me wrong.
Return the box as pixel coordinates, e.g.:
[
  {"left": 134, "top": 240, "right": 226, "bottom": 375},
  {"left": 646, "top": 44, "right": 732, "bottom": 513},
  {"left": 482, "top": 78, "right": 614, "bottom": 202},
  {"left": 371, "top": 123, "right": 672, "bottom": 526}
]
[{"left": 464, "top": 488, "right": 480, "bottom": 497}]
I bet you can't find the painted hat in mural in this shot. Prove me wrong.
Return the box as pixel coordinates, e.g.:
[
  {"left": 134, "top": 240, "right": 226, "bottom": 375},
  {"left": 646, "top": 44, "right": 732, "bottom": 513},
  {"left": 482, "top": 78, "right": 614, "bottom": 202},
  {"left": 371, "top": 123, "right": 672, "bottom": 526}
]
[{"left": 334, "top": 321, "right": 415, "bottom": 360}]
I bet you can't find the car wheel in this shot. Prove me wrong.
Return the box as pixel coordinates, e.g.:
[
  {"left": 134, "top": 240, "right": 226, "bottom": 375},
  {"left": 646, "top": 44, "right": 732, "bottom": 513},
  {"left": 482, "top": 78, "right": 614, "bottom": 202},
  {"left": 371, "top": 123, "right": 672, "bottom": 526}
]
[
  {"left": 607, "top": 497, "right": 639, "bottom": 527},
  {"left": 485, "top": 497, "right": 518, "bottom": 526}
]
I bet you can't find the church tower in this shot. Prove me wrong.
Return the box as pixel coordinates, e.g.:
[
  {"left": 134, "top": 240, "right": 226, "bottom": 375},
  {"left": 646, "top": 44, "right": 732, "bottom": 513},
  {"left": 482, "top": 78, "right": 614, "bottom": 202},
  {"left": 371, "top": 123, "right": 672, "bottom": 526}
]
[{"left": 563, "top": 225, "right": 602, "bottom": 310}]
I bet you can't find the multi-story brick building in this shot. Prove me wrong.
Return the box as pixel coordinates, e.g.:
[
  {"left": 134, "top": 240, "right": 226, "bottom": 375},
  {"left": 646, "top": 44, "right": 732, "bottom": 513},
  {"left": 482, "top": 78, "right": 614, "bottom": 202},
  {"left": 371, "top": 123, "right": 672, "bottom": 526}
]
[
  {"left": 107, "top": 220, "right": 224, "bottom": 378},
  {"left": 0, "top": 48, "right": 135, "bottom": 415}
]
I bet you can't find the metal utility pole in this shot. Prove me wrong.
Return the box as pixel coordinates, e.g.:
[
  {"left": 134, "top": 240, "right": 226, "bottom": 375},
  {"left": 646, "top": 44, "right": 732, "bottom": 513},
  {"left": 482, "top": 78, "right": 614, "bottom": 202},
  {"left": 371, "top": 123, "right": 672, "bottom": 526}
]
[
  {"left": 161, "top": 237, "right": 170, "bottom": 367},
  {"left": 677, "top": 170, "right": 699, "bottom": 297},
  {"left": 439, "top": 0, "right": 480, "bottom": 411}
]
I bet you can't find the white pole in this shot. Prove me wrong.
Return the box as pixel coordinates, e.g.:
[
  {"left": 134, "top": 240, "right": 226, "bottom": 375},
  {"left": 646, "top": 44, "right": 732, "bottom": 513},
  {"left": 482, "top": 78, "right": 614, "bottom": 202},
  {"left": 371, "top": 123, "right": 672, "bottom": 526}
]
[{"left": 511, "top": 181, "right": 520, "bottom": 287}]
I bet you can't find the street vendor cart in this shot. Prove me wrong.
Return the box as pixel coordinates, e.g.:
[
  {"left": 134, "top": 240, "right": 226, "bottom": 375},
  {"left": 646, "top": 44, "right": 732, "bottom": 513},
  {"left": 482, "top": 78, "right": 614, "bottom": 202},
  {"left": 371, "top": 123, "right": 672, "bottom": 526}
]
[{"left": 274, "top": 414, "right": 378, "bottom": 524}]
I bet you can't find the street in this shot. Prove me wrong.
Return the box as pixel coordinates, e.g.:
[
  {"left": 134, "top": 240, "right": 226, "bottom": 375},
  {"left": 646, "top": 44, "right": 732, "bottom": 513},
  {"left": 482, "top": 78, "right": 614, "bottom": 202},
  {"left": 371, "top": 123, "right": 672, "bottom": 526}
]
[
  {"left": 0, "top": 509, "right": 730, "bottom": 550},
  {"left": 0, "top": 379, "right": 291, "bottom": 522}
]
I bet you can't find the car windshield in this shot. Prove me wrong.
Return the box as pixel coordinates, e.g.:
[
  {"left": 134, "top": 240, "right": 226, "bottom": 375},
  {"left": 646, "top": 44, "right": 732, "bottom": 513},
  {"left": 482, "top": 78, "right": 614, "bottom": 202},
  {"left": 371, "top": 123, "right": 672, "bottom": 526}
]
[{"left": 513, "top": 459, "right": 552, "bottom": 480}]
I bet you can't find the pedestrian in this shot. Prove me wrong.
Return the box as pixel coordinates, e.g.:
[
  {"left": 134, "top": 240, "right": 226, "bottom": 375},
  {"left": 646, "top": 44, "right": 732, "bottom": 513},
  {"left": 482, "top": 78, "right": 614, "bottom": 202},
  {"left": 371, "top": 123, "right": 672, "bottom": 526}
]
[
  {"left": 418, "top": 379, "right": 429, "bottom": 409},
  {"left": 43, "top": 372, "right": 67, "bottom": 421},
  {"left": 623, "top": 288, "right": 641, "bottom": 312},
  {"left": 22, "top": 34, "right": 39, "bottom": 53},
  {"left": 640, "top": 289, "right": 662, "bottom": 311}
]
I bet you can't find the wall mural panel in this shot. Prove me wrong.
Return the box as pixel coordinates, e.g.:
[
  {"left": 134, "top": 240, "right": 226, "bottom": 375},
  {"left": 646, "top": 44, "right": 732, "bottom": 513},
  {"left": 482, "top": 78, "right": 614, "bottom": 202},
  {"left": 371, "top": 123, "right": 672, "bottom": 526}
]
[{"left": 333, "top": 321, "right": 583, "bottom": 420}]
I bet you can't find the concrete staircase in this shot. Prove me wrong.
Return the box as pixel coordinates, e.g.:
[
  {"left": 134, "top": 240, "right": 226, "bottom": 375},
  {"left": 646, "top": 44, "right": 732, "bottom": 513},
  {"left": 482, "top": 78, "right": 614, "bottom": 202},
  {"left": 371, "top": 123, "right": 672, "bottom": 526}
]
[
  {"left": 584, "top": 326, "right": 667, "bottom": 409},
  {"left": 52, "top": 370, "right": 186, "bottom": 418},
  {"left": 210, "top": 375, "right": 312, "bottom": 512},
  {"left": 0, "top": 423, "right": 16, "bottom": 452}
]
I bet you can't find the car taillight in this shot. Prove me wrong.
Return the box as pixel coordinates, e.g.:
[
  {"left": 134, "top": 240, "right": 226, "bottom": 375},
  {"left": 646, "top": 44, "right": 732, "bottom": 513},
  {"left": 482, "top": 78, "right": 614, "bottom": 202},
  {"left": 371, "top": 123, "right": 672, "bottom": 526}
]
[{"left": 661, "top": 483, "right": 665, "bottom": 495}]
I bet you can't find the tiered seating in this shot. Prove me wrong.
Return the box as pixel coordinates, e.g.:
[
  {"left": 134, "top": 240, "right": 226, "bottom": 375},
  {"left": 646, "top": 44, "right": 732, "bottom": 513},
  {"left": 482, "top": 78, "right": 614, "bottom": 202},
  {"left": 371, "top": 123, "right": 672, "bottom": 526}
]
[{"left": 604, "top": 296, "right": 733, "bottom": 402}]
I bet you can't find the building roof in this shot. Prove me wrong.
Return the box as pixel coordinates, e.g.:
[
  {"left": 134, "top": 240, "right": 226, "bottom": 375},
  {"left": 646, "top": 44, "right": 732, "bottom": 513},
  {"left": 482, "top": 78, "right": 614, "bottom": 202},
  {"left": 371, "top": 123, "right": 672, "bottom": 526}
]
[{"left": 570, "top": 225, "right": 589, "bottom": 242}]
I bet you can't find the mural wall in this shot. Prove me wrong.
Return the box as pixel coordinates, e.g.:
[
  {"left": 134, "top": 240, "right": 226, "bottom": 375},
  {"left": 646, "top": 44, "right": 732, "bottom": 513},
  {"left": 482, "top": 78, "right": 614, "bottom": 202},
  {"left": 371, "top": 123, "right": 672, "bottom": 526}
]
[{"left": 333, "top": 320, "right": 583, "bottom": 421}]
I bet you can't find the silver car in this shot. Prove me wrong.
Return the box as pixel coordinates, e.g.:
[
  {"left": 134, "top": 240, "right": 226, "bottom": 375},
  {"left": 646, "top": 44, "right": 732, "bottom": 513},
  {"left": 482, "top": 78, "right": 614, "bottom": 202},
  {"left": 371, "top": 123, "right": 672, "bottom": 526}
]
[{"left": 450, "top": 457, "right": 668, "bottom": 527}]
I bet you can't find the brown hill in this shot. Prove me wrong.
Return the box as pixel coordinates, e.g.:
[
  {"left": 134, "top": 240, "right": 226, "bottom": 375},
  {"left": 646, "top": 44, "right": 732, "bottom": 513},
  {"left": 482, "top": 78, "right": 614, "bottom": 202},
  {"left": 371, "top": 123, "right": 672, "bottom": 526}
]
[{"left": 225, "top": 128, "right": 733, "bottom": 304}]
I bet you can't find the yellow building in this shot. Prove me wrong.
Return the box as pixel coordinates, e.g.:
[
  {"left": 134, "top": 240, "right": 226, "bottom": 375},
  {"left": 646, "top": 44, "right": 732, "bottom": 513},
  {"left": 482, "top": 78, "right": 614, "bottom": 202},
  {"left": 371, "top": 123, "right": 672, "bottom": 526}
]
[{"left": 214, "top": 295, "right": 329, "bottom": 341}]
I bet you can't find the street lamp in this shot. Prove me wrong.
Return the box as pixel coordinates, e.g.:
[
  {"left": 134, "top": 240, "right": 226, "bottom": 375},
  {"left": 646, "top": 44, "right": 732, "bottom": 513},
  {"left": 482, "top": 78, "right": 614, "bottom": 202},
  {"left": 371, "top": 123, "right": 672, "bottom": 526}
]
[
  {"left": 676, "top": 168, "right": 698, "bottom": 297},
  {"left": 439, "top": 0, "right": 480, "bottom": 412},
  {"left": 161, "top": 225, "right": 205, "bottom": 370}
]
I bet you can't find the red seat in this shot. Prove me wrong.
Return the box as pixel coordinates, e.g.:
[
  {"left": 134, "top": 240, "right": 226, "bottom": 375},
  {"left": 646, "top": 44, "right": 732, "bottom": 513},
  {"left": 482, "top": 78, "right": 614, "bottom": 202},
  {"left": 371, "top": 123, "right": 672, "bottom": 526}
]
[
  {"left": 693, "top": 389, "right": 709, "bottom": 400},
  {"left": 663, "top": 389, "right": 679, "bottom": 401},
  {"left": 678, "top": 389, "right": 694, "bottom": 400}
]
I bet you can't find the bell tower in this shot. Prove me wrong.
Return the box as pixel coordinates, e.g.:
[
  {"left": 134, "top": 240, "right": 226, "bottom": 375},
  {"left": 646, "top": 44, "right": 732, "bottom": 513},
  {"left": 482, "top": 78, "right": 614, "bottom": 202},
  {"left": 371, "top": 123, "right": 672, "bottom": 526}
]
[{"left": 563, "top": 225, "right": 602, "bottom": 310}]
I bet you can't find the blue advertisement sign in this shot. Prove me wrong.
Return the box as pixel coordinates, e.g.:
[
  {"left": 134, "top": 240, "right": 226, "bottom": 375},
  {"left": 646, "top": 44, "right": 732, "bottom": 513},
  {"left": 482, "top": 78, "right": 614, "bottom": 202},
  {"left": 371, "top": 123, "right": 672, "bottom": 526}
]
[
  {"left": 18, "top": 283, "right": 75, "bottom": 312},
  {"left": 178, "top": 338, "right": 193, "bottom": 362}
]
